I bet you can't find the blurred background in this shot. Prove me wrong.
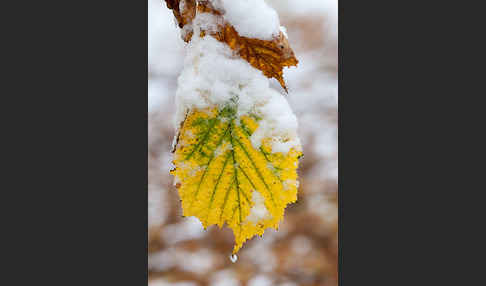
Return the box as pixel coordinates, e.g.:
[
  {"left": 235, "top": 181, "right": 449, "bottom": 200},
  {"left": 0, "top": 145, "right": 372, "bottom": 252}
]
[{"left": 148, "top": 0, "right": 338, "bottom": 285}]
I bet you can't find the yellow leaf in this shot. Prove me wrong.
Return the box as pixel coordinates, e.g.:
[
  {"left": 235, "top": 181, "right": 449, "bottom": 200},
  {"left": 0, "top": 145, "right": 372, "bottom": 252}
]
[{"left": 171, "top": 106, "right": 302, "bottom": 253}]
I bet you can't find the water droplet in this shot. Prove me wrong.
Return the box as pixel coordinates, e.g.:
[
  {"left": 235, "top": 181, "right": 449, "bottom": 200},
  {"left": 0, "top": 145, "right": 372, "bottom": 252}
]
[{"left": 229, "top": 254, "right": 238, "bottom": 263}]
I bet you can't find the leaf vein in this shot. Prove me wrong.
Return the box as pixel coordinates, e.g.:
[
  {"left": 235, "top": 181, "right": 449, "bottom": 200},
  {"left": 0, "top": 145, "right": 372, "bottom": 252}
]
[
  {"left": 233, "top": 136, "right": 277, "bottom": 207},
  {"left": 205, "top": 151, "right": 232, "bottom": 223},
  {"left": 185, "top": 111, "right": 220, "bottom": 160},
  {"left": 219, "top": 174, "right": 235, "bottom": 223},
  {"left": 190, "top": 122, "right": 231, "bottom": 206}
]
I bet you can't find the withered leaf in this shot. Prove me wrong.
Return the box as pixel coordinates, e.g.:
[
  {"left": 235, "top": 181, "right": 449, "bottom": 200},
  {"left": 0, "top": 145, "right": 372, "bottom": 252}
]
[
  {"left": 164, "top": 0, "right": 298, "bottom": 92},
  {"left": 213, "top": 25, "right": 297, "bottom": 92},
  {"left": 165, "top": 0, "right": 196, "bottom": 41}
]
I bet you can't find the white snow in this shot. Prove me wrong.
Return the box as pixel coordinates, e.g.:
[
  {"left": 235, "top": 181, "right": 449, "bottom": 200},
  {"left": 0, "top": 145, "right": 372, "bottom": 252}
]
[
  {"left": 174, "top": 26, "right": 301, "bottom": 154},
  {"left": 209, "top": 0, "right": 280, "bottom": 40},
  {"left": 279, "top": 26, "right": 288, "bottom": 38},
  {"left": 192, "top": 12, "right": 223, "bottom": 34},
  {"left": 246, "top": 190, "right": 272, "bottom": 223},
  {"left": 179, "top": 0, "right": 187, "bottom": 11},
  {"left": 282, "top": 179, "right": 298, "bottom": 191},
  {"left": 249, "top": 94, "right": 301, "bottom": 153},
  {"left": 213, "top": 142, "right": 232, "bottom": 157}
]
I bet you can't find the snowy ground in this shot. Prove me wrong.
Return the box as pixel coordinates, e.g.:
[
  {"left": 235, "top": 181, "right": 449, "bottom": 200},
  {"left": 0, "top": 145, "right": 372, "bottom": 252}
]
[{"left": 148, "top": 0, "right": 338, "bottom": 285}]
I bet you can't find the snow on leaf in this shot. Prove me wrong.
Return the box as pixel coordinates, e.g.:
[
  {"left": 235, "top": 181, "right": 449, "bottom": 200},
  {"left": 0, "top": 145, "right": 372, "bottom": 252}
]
[
  {"left": 171, "top": 106, "right": 301, "bottom": 253},
  {"left": 208, "top": 23, "right": 297, "bottom": 93},
  {"left": 165, "top": 0, "right": 196, "bottom": 29},
  {"left": 164, "top": 0, "right": 298, "bottom": 92},
  {"left": 165, "top": 0, "right": 196, "bottom": 41}
]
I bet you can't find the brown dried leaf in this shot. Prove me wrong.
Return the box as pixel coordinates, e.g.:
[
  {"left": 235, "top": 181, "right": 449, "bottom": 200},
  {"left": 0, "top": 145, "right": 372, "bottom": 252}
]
[
  {"left": 165, "top": 0, "right": 195, "bottom": 28},
  {"left": 165, "top": 0, "right": 196, "bottom": 41},
  {"left": 215, "top": 25, "right": 297, "bottom": 92},
  {"left": 164, "top": 0, "right": 298, "bottom": 91}
]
